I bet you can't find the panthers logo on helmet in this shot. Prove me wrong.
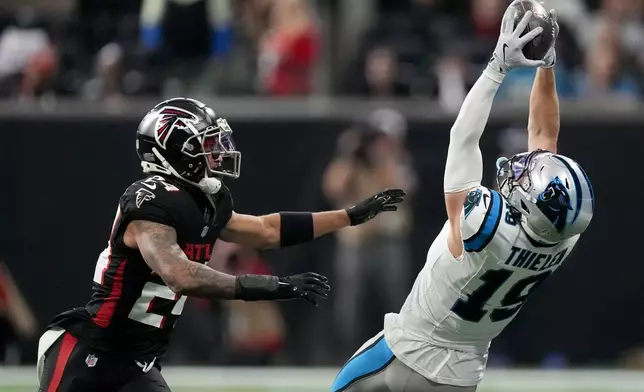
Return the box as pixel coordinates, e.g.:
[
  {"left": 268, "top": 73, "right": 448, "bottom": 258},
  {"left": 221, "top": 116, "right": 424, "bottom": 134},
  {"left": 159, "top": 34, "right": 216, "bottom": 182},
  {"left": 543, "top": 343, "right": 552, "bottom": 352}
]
[
  {"left": 154, "top": 107, "right": 199, "bottom": 149},
  {"left": 536, "top": 177, "right": 573, "bottom": 233}
]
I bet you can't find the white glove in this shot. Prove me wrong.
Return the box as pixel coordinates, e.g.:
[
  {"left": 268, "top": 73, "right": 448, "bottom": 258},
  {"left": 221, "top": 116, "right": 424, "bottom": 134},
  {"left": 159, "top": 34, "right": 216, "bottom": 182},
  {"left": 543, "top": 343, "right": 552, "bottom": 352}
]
[
  {"left": 489, "top": 8, "right": 545, "bottom": 74},
  {"left": 541, "top": 9, "right": 559, "bottom": 68}
]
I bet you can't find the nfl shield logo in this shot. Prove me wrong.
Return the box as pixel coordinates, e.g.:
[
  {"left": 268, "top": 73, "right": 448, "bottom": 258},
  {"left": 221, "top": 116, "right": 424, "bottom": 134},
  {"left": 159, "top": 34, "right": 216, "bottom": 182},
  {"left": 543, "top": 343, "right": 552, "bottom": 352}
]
[{"left": 85, "top": 354, "right": 98, "bottom": 368}]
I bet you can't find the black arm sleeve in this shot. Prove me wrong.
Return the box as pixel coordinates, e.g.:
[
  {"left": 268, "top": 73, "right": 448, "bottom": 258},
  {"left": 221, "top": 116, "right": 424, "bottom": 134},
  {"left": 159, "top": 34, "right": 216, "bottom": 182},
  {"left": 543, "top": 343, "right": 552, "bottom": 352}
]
[{"left": 279, "top": 212, "right": 314, "bottom": 247}]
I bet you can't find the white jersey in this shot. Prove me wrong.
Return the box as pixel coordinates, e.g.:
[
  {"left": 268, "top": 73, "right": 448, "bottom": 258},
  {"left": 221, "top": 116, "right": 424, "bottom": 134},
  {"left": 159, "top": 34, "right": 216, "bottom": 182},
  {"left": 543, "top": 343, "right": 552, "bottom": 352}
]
[{"left": 383, "top": 186, "right": 580, "bottom": 386}]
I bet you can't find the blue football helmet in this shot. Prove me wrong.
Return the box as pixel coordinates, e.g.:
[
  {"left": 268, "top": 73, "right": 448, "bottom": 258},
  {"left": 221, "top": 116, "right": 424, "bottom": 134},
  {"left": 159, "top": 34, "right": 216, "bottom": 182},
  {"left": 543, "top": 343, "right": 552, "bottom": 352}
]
[{"left": 496, "top": 150, "right": 594, "bottom": 243}]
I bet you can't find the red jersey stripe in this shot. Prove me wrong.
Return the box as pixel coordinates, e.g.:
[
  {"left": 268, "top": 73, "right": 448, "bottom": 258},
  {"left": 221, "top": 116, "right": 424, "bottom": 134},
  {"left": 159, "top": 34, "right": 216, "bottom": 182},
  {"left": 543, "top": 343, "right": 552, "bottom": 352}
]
[{"left": 46, "top": 332, "right": 78, "bottom": 392}]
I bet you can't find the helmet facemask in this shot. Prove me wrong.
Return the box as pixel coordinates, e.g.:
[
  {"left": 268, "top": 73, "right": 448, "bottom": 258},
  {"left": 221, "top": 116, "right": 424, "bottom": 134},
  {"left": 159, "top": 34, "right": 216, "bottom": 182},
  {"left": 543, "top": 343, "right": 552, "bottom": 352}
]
[
  {"left": 182, "top": 118, "right": 241, "bottom": 180},
  {"left": 496, "top": 150, "right": 540, "bottom": 203}
]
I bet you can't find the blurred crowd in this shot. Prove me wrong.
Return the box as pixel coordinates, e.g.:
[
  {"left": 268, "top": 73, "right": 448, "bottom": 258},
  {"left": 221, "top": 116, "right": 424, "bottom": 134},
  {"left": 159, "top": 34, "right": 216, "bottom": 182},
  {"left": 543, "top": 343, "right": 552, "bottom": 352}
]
[
  {"left": 344, "top": 0, "right": 644, "bottom": 106},
  {"left": 1, "top": 0, "right": 644, "bottom": 102},
  {"left": 0, "top": 0, "right": 320, "bottom": 101}
]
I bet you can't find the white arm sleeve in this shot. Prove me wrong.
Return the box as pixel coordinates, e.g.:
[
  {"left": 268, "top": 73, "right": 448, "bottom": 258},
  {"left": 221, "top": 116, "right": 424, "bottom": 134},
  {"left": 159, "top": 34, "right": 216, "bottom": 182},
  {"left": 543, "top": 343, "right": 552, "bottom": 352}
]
[{"left": 444, "top": 66, "right": 505, "bottom": 193}]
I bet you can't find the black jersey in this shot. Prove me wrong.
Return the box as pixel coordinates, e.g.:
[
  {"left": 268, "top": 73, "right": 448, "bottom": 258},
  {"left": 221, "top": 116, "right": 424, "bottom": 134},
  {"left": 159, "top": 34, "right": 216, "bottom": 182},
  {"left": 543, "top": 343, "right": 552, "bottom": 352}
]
[{"left": 48, "top": 175, "right": 233, "bottom": 361}]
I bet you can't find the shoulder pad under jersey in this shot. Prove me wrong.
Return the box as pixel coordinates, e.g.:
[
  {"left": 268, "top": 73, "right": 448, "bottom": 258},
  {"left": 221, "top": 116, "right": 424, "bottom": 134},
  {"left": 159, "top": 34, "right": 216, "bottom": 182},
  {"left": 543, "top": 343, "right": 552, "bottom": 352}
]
[{"left": 120, "top": 175, "right": 185, "bottom": 228}]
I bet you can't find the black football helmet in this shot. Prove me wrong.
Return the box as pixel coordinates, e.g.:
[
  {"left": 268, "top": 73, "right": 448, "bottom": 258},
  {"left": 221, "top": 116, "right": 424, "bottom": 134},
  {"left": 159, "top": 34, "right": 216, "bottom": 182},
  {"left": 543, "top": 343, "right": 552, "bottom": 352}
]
[{"left": 136, "top": 98, "right": 241, "bottom": 192}]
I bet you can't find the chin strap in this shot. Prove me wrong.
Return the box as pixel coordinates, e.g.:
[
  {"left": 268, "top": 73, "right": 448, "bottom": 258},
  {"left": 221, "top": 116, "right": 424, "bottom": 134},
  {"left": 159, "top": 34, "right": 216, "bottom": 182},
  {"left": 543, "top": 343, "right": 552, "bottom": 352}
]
[{"left": 197, "top": 176, "right": 222, "bottom": 194}]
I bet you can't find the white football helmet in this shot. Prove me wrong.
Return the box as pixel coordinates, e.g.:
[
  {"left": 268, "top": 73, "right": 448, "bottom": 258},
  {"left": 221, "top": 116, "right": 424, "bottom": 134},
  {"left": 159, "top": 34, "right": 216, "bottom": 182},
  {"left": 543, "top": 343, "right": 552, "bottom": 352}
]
[{"left": 496, "top": 150, "right": 594, "bottom": 243}]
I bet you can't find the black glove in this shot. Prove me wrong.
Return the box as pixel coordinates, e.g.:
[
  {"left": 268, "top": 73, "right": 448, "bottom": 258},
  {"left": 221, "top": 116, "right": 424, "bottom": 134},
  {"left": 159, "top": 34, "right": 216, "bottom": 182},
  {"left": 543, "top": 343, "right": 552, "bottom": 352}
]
[
  {"left": 346, "top": 188, "right": 406, "bottom": 226},
  {"left": 278, "top": 272, "right": 330, "bottom": 306},
  {"left": 235, "top": 272, "right": 330, "bottom": 306}
]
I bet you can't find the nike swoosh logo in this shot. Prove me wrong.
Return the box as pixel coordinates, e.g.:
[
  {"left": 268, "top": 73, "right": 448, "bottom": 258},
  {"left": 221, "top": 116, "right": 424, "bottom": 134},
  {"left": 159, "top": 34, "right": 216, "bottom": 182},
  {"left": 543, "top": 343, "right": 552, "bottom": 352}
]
[
  {"left": 141, "top": 182, "right": 156, "bottom": 190},
  {"left": 483, "top": 193, "right": 490, "bottom": 209},
  {"left": 502, "top": 43, "right": 509, "bottom": 63},
  {"left": 135, "top": 359, "right": 155, "bottom": 373}
]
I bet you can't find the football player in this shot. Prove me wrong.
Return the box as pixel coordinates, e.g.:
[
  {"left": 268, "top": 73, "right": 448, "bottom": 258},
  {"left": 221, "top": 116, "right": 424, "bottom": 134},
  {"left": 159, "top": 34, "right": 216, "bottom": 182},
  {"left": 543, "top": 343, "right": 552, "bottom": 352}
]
[
  {"left": 331, "top": 7, "right": 594, "bottom": 392},
  {"left": 37, "top": 97, "right": 406, "bottom": 392}
]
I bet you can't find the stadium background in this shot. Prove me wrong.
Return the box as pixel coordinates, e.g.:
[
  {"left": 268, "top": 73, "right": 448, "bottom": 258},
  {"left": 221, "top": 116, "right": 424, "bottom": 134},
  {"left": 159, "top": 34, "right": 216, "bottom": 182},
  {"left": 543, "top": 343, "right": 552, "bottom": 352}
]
[{"left": 0, "top": 0, "right": 643, "bottom": 391}]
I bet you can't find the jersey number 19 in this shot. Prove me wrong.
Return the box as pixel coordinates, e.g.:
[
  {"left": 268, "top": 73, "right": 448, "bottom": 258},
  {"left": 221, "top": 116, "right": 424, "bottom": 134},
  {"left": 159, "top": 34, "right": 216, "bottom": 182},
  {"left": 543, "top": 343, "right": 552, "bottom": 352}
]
[{"left": 451, "top": 269, "right": 552, "bottom": 323}]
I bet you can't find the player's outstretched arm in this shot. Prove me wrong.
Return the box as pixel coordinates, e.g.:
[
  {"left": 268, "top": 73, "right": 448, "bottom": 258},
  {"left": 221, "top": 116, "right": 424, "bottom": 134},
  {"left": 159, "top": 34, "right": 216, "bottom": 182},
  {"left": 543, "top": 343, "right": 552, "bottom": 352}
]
[
  {"left": 444, "top": 8, "right": 544, "bottom": 257},
  {"left": 220, "top": 189, "right": 405, "bottom": 249},
  {"left": 130, "top": 220, "right": 238, "bottom": 298},
  {"left": 127, "top": 220, "right": 330, "bottom": 305},
  {"left": 528, "top": 10, "right": 560, "bottom": 153}
]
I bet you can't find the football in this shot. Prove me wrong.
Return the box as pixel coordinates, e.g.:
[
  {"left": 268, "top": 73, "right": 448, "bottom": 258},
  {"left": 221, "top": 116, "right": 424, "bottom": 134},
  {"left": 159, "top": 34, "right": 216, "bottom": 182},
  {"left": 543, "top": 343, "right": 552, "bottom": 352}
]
[{"left": 509, "top": 0, "right": 555, "bottom": 61}]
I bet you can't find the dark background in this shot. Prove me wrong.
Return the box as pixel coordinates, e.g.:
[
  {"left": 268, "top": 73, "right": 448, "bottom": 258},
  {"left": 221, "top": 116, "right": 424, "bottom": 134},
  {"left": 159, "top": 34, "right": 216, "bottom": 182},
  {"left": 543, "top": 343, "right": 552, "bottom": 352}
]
[{"left": 0, "top": 114, "right": 639, "bottom": 366}]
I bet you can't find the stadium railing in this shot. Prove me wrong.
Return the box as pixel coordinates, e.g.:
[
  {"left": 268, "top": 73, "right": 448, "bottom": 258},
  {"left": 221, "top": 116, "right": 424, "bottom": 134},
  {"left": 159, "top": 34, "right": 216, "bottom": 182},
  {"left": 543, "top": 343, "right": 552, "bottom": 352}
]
[{"left": 0, "top": 98, "right": 643, "bottom": 122}]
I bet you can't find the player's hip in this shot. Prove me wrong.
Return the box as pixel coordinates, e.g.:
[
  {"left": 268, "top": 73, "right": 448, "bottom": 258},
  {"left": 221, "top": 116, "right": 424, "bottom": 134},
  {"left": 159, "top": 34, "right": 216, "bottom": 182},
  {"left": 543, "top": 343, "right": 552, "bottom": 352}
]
[
  {"left": 384, "top": 312, "right": 492, "bottom": 354},
  {"left": 331, "top": 333, "right": 478, "bottom": 392},
  {"left": 38, "top": 329, "right": 165, "bottom": 392},
  {"left": 383, "top": 316, "right": 490, "bottom": 387},
  {"left": 47, "top": 308, "right": 170, "bottom": 360}
]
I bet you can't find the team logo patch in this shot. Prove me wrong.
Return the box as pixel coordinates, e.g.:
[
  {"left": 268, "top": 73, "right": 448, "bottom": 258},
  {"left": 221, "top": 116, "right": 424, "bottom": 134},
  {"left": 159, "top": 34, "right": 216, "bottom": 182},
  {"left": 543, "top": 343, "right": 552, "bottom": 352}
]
[
  {"left": 464, "top": 189, "right": 482, "bottom": 219},
  {"left": 85, "top": 354, "right": 98, "bottom": 368},
  {"left": 154, "top": 106, "right": 199, "bottom": 149},
  {"left": 135, "top": 188, "right": 155, "bottom": 208}
]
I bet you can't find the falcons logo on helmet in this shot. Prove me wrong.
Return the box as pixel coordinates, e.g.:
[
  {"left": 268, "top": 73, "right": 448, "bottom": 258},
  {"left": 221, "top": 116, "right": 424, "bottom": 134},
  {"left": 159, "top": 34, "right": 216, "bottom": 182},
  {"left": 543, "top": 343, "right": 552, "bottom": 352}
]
[
  {"left": 135, "top": 188, "right": 156, "bottom": 209},
  {"left": 154, "top": 106, "right": 199, "bottom": 149}
]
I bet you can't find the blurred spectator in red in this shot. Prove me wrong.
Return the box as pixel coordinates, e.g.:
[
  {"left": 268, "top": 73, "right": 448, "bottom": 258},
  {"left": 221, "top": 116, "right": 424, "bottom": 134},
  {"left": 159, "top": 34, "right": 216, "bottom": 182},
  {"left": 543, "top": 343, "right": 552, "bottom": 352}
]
[
  {"left": 460, "top": 0, "right": 505, "bottom": 68},
  {"left": 20, "top": 44, "right": 58, "bottom": 99},
  {"left": 0, "top": 262, "right": 37, "bottom": 364},
  {"left": 211, "top": 241, "right": 286, "bottom": 365},
  {"left": 471, "top": 0, "right": 504, "bottom": 38},
  {"left": 257, "top": 0, "right": 320, "bottom": 96},
  {"left": 0, "top": 7, "right": 59, "bottom": 99}
]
